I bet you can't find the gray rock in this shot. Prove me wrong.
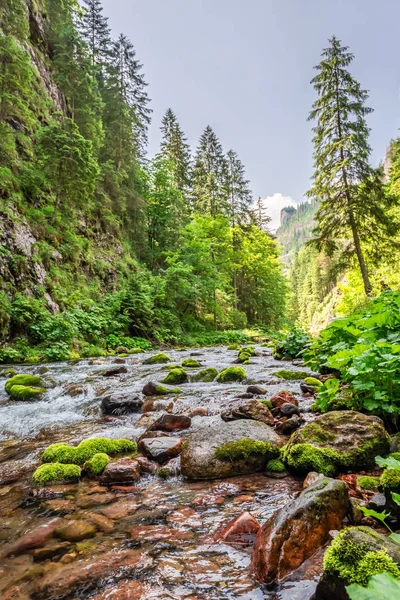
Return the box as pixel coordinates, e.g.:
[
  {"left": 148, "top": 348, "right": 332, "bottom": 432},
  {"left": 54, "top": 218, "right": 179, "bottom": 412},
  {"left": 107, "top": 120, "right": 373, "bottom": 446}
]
[
  {"left": 221, "top": 398, "right": 274, "bottom": 426},
  {"left": 181, "top": 420, "right": 283, "bottom": 480},
  {"left": 138, "top": 437, "right": 183, "bottom": 464},
  {"left": 101, "top": 393, "right": 143, "bottom": 415},
  {"left": 280, "top": 403, "right": 300, "bottom": 416}
]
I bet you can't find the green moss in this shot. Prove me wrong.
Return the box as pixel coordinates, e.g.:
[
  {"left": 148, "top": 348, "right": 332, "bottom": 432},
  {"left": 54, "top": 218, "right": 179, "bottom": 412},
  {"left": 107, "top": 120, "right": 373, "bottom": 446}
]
[
  {"left": 227, "top": 344, "right": 241, "bottom": 350},
  {"left": 5, "top": 374, "right": 42, "bottom": 394},
  {"left": 242, "top": 346, "right": 256, "bottom": 356},
  {"left": 156, "top": 467, "right": 171, "bottom": 479},
  {"left": 273, "top": 369, "right": 311, "bottom": 380},
  {"left": 390, "top": 452, "right": 400, "bottom": 461},
  {"left": 191, "top": 368, "right": 218, "bottom": 382},
  {"left": 238, "top": 351, "right": 251, "bottom": 363},
  {"left": 33, "top": 463, "right": 81, "bottom": 485},
  {"left": 324, "top": 528, "right": 400, "bottom": 586},
  {"left": 42, "top": 438, "right": 137, "bottom": 466},
  {"left": 301, "top": 423, "right": 337, "bottom": 443},
  {"left": 161, "top": 368, "right": 188, "bottom": 385},
  {"left": 181, "top": 359, "right": 201, "bottom": 368},
  {"left": 83, "top": 452, "right": 110, "bottom": 475},
  {"left": 266, "top": 458, "right": 286, "bottom": 473},
  {"left": 304, "top": 377, "right": 323, "bottom": 388},
  {"left": 282, "top": 443, "right": 343, "bottom": 477},
  {"left": 215, "top": 438, "right": 273, "bottom": 461},
  {"left": 154, "top": 384, "right": 182, "bottom": 395},
  {"left": 216, "top": 366, "right": 247, "bottom": 383},
  {"left": 143, "top": 353, "right": 171, "bottom": 364},
  {"left": 160, "top": 363, "right": 180, "bottom": 370},
  {"left": 7, "top": 384, "right": 46, "bottom": 400},
  {"left": 0, "top": 368, "right": 17, "bottom": 377},
  {"left": 129, "top": 348, "right": 145, "bottom": 354},
  {"left": 358, "top": 476, "right": 380, "bottom": 491},
  {"left": 380, "top": 468, "right": 400, "bottom": 490},
  {"left": 259, "top": 399, "right": 273, "bottom": 409}
]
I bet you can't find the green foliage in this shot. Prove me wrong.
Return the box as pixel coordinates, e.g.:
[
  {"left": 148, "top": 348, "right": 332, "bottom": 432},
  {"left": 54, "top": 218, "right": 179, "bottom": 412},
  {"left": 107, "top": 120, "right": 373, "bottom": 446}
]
[
  {"left": 42, "top": 438, "right": 137, "bottom": 465},
  {"left": 83, "top": 452, "right": 109, "bottom": 476},
  {"left": 33, "top": 463, "right": 81, "bottom": 485},
  {"left": 161, "top": 367, "right": 188, "bottom": 385},
  {"left": 306, "top": 291, "right": 400, "bottom": 416},
  {"left": 304, "top": 377, "right": 323, "bottom": 388},
  {"left": 359, "top": 506, "right": 392, "bottom": 532},
  {"left": 324, "top": 528, "right": 400, "bottom": 586},
  {"left": 215, "top": 439, "right": 273, "bottom": 461},
  {"left": 273, "top": 328, "right": 310, "bottom": 359},
  {"left": 346, "top": 573, "right": 400, "bottom": 600},
  {"left": 216, "top": 366, "right": 247, "bottom": 383},
  {"left": 314, "top": 378, "right": 341, "bottom": 412}
]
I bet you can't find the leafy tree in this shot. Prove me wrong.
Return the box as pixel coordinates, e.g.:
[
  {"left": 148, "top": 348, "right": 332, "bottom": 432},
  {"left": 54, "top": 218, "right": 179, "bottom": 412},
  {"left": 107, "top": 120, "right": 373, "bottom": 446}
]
[
  {"left": 79, "top": 0, "right": 111, "bottom": 71},
  {"left": 307, "top": 36, "right": 397, "bottom": 296},
  {"left": 36, "top": 118, "right": 99, "bottom": 218},
  {"left": 192, "top": 126, "right": 228, "bottom": 218},
  {"left": 160, "top": 108, "right": 192, "bottom": 197}
]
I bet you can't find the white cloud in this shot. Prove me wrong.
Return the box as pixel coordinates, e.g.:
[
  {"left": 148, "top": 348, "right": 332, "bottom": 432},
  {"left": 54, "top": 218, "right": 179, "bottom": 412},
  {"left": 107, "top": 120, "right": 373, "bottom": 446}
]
[{"left": 260, "top": 193, "right": 297, "bottom": 231}]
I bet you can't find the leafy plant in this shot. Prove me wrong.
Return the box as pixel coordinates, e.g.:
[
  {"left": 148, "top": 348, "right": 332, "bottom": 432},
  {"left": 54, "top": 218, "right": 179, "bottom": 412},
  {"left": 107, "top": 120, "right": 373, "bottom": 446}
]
[
  {"left": 314, "top": 378, "right": 340, "bottom": 412},
  {"left": 273, "top": 328, "right": 310, "bottom": 359},
  {"left": 346, "top": 573, "right": 400, "bottom": 600}
]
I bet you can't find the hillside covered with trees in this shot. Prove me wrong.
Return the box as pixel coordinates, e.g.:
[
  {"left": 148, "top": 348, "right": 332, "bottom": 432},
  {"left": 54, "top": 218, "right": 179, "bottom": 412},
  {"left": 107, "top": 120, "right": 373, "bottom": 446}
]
[{"left": 0, "top": 0, "right": 287, "bottom": 362}]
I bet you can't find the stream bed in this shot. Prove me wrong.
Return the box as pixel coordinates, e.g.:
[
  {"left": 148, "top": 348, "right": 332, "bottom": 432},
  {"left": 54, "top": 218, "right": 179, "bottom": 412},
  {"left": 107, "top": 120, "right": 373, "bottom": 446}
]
[{"left": 0, "top": 345, "right": 322, "bottom": 600}]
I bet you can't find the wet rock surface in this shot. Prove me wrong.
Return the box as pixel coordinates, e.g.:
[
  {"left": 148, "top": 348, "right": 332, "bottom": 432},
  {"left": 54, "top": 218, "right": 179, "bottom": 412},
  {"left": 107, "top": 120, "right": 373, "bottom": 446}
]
[{"left": 0, "top": 344, "right": 326, "bottom": 599}]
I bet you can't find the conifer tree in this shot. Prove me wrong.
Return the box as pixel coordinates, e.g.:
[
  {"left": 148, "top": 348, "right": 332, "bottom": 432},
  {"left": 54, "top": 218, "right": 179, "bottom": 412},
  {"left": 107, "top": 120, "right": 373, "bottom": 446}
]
[
  {"left": 79, "top": 0, "right": 111, "bottom": 72},
  {"left": 160, "top": 108, "right": 191, "bottom": 196},
  {"left": 224, "top": 149, "right": 253, "bottom": 226},
  {"left": 308, "top": 36, "right": 395, "bottom": 296},
  {"left": 192, "top": 126, "right": 228, "bottom": 217}
]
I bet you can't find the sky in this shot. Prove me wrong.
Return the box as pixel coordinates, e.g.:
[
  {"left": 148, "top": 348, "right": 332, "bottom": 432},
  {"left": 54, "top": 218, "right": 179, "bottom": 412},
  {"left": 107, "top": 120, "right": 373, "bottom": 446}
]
[{"left": 101, "top": 0, "right": 400, "bottom": 229}]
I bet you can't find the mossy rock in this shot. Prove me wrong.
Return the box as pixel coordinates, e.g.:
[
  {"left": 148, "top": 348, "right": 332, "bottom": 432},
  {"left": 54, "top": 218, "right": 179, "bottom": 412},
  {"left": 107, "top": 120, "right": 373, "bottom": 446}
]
[
  {"left": 5, "top": 374, "right": 42, "bottom": 394},
  {"left": 227, "top": 344, "right": 241, "bottom": 351},
  {"left": 266, "top": 458, "right": 286, "bottom": 473},
  {"left": 7, "top": 384, "right": 46, "bottom": 400},
  {"left": 216, "top": 366, "right": 247, "bottom": 383},
  {"left": 259, "top": 399, "right": 273, "bottom": 409},
  {"left": 316, "top": 526, "right": 400, "bottom": 598},
  {"left": 143, "top": 353, "right": 171, "bottom": 364},
  {"left": 273, "top": 369, "right": 312, "bottom": 380},
  {"left": 83, "top": 453, "right": 110, "bottom": 476},
  {"left": 128, "top": 348, "right": 145, "bottom": 354},
  {"left": 215, "top": 439, "right": 273, "bottom": 461},
  {"left": 304, "top": 377, "right": 322, "bottom": 388},
  {"left": 0, "top": 368, "right": 17, "bottom": 378},
  {"left": 380, "top": 468, "right": 400, "bottom": 490},
  {"left": 358, "top": 476, "right": 380, "bottom": 491},
  {"left": 181, "top": 359, "right": 201, "bottom": 368},
  {"left": 33, "top": 463, "right": 81, "bottom": 485},
  {"left": 161, "top": 368, "right": 188, "bottom": 385},
  {"left": 160, "top": 363, "right": 180, "bottom": 370},
  {"left": 238, "top": 350, "right": 252, "bottom": 363},
  {"left": 191, "top": 368, "right": 218, "bottom": 382},
  {"left": 42, "top": 438, "right": 137, "bottom": 466},
  {"left": 282, "top": 411, "right": 390, "bottom": 477}
]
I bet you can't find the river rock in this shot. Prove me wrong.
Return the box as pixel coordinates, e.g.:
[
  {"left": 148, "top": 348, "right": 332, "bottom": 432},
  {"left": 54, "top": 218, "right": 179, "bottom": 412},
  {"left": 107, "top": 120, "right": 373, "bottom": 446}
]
[
  {"left": 142, "top": 399, "right": 173, "bottom": 412},
  {"left": 101, "top": 393, "right": 143, "bottom": 415},
  {"left": 246, "top": 385, "right": 267, "bottom": 395},
  {"left": 89, "top": 581, "right": 146, "bottom": 600},
  {"left": 214, "top": 511, "right": 260, "bottom": 545},
  {"left": 35, "top": 549, "right": 152, "bottom": 599},
  {"left": 275, "top": 415, "right": 303, "bottom": 435},
  {"left": 2, "top": 517, "right": 63, "bottom": 557},
  {"left": 148, "top": 414, "right": 191, "bottom": 432},
  {"left": 100, "top": 458, "right": 141, "bottom": 484},
  {"left": 33, "top": 541, "right": 71, "bottom": 562},
  {"left": 315, "top": 526, "right": 400, "bottom": 600},
  {"left": 283, "top": 411, "right": 390, "bottom": 476},
  {"left": 252, "top": 477, "right": 349, "bottom": 583},
  {"left": 135, "top": 455, "right": 158, "bottom": 474},
  {"left": 138, "top": 437, "right": 183, "bottom": 463},
  {"left": 181, "top": 420, "right": 283, "bottom": 480},
  {"left": 270, "top": 391, "right": 298, "bottom": 408},
  {"left": 221, "top": 398, "right": 274, "bottom": 426},
  {"left": 54, "top": 519, "right": 96, "bottom": 542},
  {"left": 280, "top": 402, "right": 300, "bottom": 416},
  {"left": 100, "top": 366, "right": 128, "bottom": 377}
]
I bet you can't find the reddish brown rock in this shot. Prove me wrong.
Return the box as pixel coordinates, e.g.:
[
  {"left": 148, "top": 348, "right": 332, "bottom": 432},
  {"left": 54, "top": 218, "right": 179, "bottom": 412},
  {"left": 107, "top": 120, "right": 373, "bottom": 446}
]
[
  {"left": 100, "top": 458, "right": 141, "bottom": 485},
  {"left": 54, "top": 519, "right": 96, "bottom": 542},
  {"left": 43, "top": 499, "right": 75, "bottom": 514},
  {"left": 35, "top": 549, "right": 152, "bottom": 599},
  {"left": 2, "top": 518, "right": 63, "bottom": 557},
  {"left": 33, "top": 541, "right": 71, "bottom": 562},
  {"left": 138, "top": 437, "right": 183, "bottom": 464},
  {"left": 233, "top": 495, "right": 255, "bottom": 504},
  {"left": 135, "top": 455, "right": 158, "bottom": 474},
  {"left": 148, "top": 414, "right": 191, "bottom": 432},
  {"left": 76, "top": 492, "right": 115, "bottom": 508},
  {"left": 214, "top": 511, "right": 260, "bottom": 545},
  {"left": 252, "top": 477, "right": 349, "bottom": 583},
  {"left": 89, "top": 580, "right": 146, "bottom": 600},
  {"left": 83, "top": 512, "right": 114, "bottom": 533},
  {"left": 130, "top": 525, "right": 194, "bottom": 544},
  {"left": 270, "top": 391, "right": 298, "bottom": 409},
  {"left": 99, "top": 499, "right": 139, "bottom": 519},
  {"left": 166, "top": 507, "right": 202, "bottom": 528},
  {"left": 188, "top": 407, "right": 208, "bottom": 418},
  {"left": 142, "top": 399, "right": 173, "bottom": 413},
  {"left": 100, "top": 366, "right": 128, "bottom": 377}
]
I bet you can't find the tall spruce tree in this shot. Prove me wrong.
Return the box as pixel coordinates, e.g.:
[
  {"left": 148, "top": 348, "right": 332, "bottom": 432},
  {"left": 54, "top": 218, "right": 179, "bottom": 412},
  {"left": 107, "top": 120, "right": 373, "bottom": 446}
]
[
  {"left": 160, "top": 108, "right": 191, "bottom": 196},
  {"left": 79, "top": 0, "right": 111, "bottom": 72},
  {"left": 308, "top": 36, "right": 394, "bottom": 296},
  {"left": 224, "top": 149, "right": 253, "bottom": 226},
  {"left": 192, "top": 126, "right": 228, "bottom": 217}
]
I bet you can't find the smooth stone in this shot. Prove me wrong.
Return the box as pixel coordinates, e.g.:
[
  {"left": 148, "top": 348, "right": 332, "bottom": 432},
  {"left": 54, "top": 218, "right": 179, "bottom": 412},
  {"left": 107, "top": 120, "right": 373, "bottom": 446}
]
[
  {"left": 214, "top": 511, "right": 260, "bottom": 545},
  {"left": 54, "top": 519, "right": 96, "bottom": 542},
  {"left": 270, "top": 391, "right": 298, "bottom": 408},
  {"left": 138, "top": 437, "right": 183, "bottom": 464},
  {"left": 101, "top": 393, "right": 143, "bottom": 415},
  {"left": 246, "top": 385, "right": 267, "bottom": 395},
  {"left": 100, "top": 458, "right": 141, "bottom": 485},
  {"left": 221, "top": 398, "right": 275, "bottom": 426},
  {"left": 147, "top": 414, "right": 191, "bottom": 432}
]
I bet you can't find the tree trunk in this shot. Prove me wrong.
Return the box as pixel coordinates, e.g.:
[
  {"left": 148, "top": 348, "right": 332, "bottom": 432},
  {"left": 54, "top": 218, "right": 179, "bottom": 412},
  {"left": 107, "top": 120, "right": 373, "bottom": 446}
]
[{"left": 348, "top": 209, "right": 372, "bottom": 295}]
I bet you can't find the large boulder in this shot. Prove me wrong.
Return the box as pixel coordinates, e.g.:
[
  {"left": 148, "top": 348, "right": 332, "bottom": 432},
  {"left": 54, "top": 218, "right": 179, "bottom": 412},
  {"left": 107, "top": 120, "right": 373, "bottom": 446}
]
[
  {"left": 181, "top": 420, "right": 283, "bottom": 480},
  {"left": 100, "top": 393, "right": 143, "bottom": 415},
  {"left": 221, "top": 398, "right": 274, "bottom": 426},
  {"left": 315, "top": 527, "right": 400, "bottom": 600},
  {"left": 252, "top": 477, "right": 349, "bottom": 584},
  {"left": 283, "top": 411, "right": 390, "bottom": 476}
]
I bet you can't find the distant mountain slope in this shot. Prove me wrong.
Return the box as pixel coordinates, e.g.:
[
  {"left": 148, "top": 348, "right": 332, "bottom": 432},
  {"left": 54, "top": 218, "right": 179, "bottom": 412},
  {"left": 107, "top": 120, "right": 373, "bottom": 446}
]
[{"left": 276, "top": 200, "right": 318, "bottom": 266}]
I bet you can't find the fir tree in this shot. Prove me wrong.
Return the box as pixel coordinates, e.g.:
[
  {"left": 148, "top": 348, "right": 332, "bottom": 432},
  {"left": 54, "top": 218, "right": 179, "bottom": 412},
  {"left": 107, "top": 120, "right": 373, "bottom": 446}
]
[
  {"left": 160, "top": 108, "right": 191, "bottom": 196},
  {"left": 307, "top": 36, "right": 396, "bottom": 296},
  {"left": 79, "top": 0, "right": 111, "bottom": 71},
  {"left": 224, "top": 149, "right": 253, "bottom": 226},
  {"left": 192, "top": 125, "right": 228, "bottom": 217}
]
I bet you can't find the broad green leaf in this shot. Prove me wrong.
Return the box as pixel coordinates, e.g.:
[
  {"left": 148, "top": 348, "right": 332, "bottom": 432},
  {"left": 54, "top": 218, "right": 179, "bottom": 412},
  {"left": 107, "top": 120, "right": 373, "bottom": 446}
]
[
  {"left": 376, "top": 456, "right": 400, "bottom": 469},
  {"left": 389, "top": 532, "right": 400, "bottom": 545},
  {"left": 346, "top": 572, "right": 400, "bottom": 600},
  {"left": 391, "top": 492, "right": 400, "bottom": 507}
]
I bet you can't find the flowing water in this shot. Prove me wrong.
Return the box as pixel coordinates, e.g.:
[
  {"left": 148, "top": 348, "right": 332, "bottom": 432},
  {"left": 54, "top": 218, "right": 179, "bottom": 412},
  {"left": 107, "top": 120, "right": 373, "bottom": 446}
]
[{"left": 0, "top": 345, "right": 322, "bottom": 600}]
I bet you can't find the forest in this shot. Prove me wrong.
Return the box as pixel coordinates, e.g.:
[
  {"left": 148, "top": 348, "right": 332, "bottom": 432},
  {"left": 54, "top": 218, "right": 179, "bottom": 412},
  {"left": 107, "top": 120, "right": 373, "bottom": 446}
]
[{"left": 3, "top": 1, "right": 400, "bottom": 599}]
